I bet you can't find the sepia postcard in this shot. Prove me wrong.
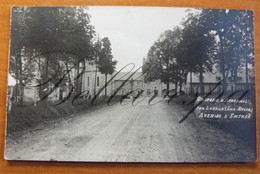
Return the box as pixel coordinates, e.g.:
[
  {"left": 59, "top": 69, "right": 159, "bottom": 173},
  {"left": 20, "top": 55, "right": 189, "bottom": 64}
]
[{"left": 5, "top": 6, "right": 257, "bottom": 162}]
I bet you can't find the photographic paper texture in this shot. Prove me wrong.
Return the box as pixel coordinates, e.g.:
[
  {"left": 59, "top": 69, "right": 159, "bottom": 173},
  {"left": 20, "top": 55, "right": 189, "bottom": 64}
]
[{"left": 5, "top": 6, "right": 257, "bottom": 162}]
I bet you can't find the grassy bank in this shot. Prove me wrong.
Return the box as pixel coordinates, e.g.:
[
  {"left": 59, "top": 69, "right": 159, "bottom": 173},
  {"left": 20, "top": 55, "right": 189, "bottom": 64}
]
[{"left": 6, "top": 96, "right": 112, "bottom": 136}]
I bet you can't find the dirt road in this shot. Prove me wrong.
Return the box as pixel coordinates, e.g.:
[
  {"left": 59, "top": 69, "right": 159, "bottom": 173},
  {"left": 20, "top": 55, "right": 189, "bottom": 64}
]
[{"left": 4, "top": 97, "right": 255, "bottom": 162}]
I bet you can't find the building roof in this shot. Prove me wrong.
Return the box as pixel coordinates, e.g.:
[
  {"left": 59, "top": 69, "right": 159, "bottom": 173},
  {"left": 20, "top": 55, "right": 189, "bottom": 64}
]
[
  {"left": 188, "top": 67, "right": 255, "bottom": 83},
  {"left": 190, "top": 72, "right": 218, "bottom": 83},
  {"left": 113, "top": 72, "right": 144, "bottom": 81}
]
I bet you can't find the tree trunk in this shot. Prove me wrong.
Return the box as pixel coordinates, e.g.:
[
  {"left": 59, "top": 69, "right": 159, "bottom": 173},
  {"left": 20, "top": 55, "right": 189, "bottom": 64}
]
[
  {"left": 41, "top": 58, "right": 49, "bottom": 105},
  {"left": 38, "top": 56, "right": 42, "bottom": 103},
  {"left": 76, "top": 61, "right": 80, "bottom": 94},
  {"left": 179, "top": 80, "right": 182, "bottom": 94},
  {"left": 20, "top": 84, "right": 24, "bottom": 105},
  {"left": 199, "top": 64, "right": 204, "bottom": 95},
  {"left": 219, "top": 34, "right": 226, "bottom": 92},
  {"left": 245, "top": 55, "right": 249, "bottom": 90},
  {"left": 234, "top": 51, "right": 239, "bottom": 91},
  {"left": 65, "top": 60, "right": 72, "bottom": 86},
  {"left": 94, "top": 64, "right": 97, "bottom": 95},
  {"left": 59, "top": 87, "right": 63, "bottom": 100},
  {"left": 166, "top": 82, "right": 170, "bottom": 92},
  {"left": 190, "top": 71, "right": 193, "bottom": 94},
  {"left": 15, "top": 80, "right": 18, "bottom": 102},
  {"left": 19, "top": 51, "right": 24, "bottom": 104},
  {"left": 105, "top": 74, "right": 107, "bottom": 97},
  {"left": 15, "top": 52, "right": 19, "bottom": 102},
  {"left": 234, "top": 67, "right": 238, "bottom": 91},
  {"left": 175, "top": 82, "right": 177, "bottom": 93}
]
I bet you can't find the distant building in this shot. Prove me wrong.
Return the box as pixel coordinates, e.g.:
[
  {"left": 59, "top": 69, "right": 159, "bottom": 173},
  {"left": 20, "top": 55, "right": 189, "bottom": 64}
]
[
  {"left": 81, "top": 61, "right": 113, "bottom": 98},
  {"left": 111, "top": 72, "right": 177, "bottom": 97},
  {"left": 185, "top": 67, "right": 255, "bottom": 94},
  {"left": 112, "top": 72, "right": 143, "bottom": 97}
]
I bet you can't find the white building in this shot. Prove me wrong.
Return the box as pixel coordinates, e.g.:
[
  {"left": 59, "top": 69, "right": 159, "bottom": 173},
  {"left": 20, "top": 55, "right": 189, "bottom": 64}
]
[
  {"left": 184, "top": 67, "right": 255, "bottom": 95},
  {"left": 81, "top": 61, "right": 113, "bottom": 98}
]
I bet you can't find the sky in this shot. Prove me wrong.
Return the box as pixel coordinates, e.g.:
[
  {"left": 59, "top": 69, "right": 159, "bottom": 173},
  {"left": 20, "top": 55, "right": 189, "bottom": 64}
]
[
  {"left": 88, "top": 6, "right": 190, "bottom": 72},
  {"left": 8, "top": 6, "right": 190, "bottom": 86}
]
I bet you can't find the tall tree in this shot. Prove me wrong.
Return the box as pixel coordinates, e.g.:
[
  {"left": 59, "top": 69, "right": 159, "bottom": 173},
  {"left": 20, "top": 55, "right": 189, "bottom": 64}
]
[
  {"left": 143, "top": 27, "right": 182, "bottom": 92},
  {"left": 9, "top": 7, "right": 96, "bottom": 103},
  {"left": 97, "top": 37, "right": 117, "bottom": 97},
  {"left": 238, "top": 10, "right": 254, "bottom": 89},
  {"left": 175, "top": 10, "right": 217, "bottom": 94},
  {"left": 9, "top": 7, "right": 37, "bottom": 104},
  {"left": 201, "top": 9, "right": 255, "bottom": 92}
]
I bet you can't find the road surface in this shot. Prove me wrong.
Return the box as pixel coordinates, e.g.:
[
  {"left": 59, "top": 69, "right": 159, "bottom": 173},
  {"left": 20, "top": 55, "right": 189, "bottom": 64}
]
[{"left": 5, "top": 97, "right": 255, "bottom": 162}]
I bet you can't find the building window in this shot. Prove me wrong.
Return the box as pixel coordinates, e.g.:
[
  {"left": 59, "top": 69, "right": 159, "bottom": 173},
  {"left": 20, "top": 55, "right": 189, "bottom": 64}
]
[
  {"left": 237, "top": 77, "right": 242, "bottom": 81},
  {"left": 250, "top": 76, "right": 255, "bottom": 81},
  {"left": 97, "top": 76, "right": 99, "bottom": 87},
  {"left": 228, "top": 77, "right": 234, "bottom": 82},
  {"left": 87, "top": 76, "right": 89, "bottom": 87}
]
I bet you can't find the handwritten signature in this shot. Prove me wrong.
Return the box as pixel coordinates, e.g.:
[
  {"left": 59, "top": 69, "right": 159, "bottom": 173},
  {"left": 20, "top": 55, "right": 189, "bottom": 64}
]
[{"left": 11, "top": 51, "right": 251, "bottom": 123}]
